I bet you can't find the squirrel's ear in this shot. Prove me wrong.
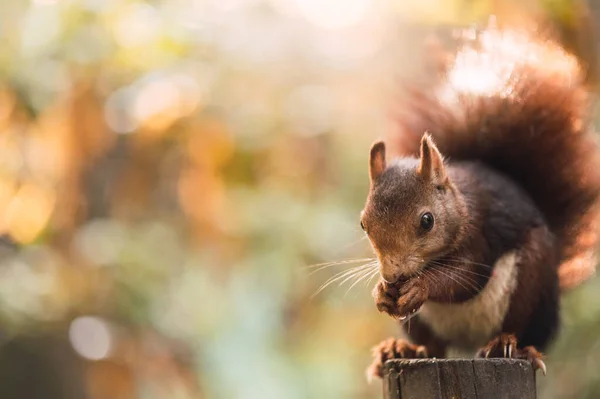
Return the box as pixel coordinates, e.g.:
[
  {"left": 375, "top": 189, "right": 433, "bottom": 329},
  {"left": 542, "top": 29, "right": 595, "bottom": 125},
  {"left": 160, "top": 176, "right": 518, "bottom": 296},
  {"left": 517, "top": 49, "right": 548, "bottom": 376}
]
[
  {"left": 418, "top": 133, "right": 447, "bottom": 183},
  {"left": 369, "top": 140, "right": 386, "bottom": 182}
]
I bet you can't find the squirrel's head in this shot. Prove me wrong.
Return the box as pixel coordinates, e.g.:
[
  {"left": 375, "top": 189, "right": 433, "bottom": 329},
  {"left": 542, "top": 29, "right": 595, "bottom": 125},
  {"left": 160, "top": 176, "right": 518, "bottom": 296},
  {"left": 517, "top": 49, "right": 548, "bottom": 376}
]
[{"left": 361, "top": 133, "right": 467, "bottom": 284}]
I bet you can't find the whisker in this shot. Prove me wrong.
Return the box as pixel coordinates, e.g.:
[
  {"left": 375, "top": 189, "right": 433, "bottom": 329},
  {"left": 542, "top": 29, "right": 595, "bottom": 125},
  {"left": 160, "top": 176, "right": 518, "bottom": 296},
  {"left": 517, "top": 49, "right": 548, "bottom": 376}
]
[
  {"left": 438, "top": 256, "right": 494, "bottom": 269},
  {"left": 310, "top": 262, "right": 377, "bottom": 299},
  {"left": 428, "top": 260, "right": 491, "bottom": 279},
  {"left": 306, "top": 257, "right": 376, "bottom": 269},
  {"left": 442, "top": 267, "right": 483, "bottom": 292},
  {"left": 366, "top": 268, "right": 379, "bottom": 287},
  {"left": 445, "top": 270, "right": 482, "bottom": 292},
  {"left": 422, "top": 267, "right": 454, "bottom": 303},
  {"left": 420, "top": 268, "right": 448, "bottom": 302},
  {"left": 344, "top": 266, "right": 378, "bottom": 297},
  {"left": 312, "top": 264, "right": 373, "bottom": 294},
  {"left": 429, "top": 261, "right": 486, "bottom": 286},
  {"left": 428, "top": 264, "right": 477, "bottom": 294},
  {"left": 420, "top": 267, "right": 441, "bottom": 287},
  {"left": 306, "top": 258, "right": 376, "bottom": 275},
  {"left": 336, "top": 262, "right": 378, "bottom": 287},
  {"left": 350, "top": 268, "right": 380, "bottom": 300},
  {"left": 435, "top": 263, "right": 484, "bottom": 289}
]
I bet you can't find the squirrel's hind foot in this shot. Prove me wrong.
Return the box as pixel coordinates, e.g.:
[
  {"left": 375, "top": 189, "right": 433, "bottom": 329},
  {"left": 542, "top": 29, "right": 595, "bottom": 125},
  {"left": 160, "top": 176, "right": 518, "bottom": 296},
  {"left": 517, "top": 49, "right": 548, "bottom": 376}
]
[
  {"left": 477, "top": 334, "right": 547, "bottom": 375},
  {"left": 518, "top": 346, "right": 547, "bottom": 376},
  {"left": 366, "top": 338, "right": 428, "bottom": 383}
]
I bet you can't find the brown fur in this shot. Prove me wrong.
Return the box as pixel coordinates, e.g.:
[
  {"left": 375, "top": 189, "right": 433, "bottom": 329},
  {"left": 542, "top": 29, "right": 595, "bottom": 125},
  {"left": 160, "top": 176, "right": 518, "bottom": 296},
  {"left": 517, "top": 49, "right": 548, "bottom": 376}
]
[
  {"left": 501, "top": 226, "right": 559, "bottom": 348},
  {"left": 362, "top": 137, "right": 470, "bottom": 283},
  {"left": 390, "top": 26, "right": 600, "bottom": 291},
  {"left": 369, "top": 141, "right": 386, "bottom": 184},
  {"left": 364, "top": 23, "right": 598, "bottom": 380}
]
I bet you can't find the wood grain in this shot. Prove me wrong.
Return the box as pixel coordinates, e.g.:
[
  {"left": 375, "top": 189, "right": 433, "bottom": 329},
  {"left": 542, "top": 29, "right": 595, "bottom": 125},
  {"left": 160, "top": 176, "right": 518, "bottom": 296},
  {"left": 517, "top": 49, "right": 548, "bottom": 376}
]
[{"left": 383, "top": 358, "right": 536, "bottom": 399}]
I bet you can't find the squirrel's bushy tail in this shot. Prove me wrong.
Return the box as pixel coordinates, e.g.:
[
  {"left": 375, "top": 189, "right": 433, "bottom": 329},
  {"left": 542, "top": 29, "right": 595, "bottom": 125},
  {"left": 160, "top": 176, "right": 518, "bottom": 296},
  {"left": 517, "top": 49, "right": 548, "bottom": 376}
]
[{"left": 392, "top": 24, "right": 600, "bottom": 290}]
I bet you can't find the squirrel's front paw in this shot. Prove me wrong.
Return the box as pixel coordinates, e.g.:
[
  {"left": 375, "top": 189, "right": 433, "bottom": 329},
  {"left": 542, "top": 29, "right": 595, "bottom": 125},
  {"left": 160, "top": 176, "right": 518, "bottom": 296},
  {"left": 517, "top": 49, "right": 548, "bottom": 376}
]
[
  {"left": 373, "top": 277, "right": 428, "bottom": 319},
  {"left": 396, "top": 276, "right": 428, "bottom": 316},
  {"left": 373, "top": 280, "right": 401, "bottom": 317},
  {"left": 366, "top": 338, "right": 428, "bottom": 382}
]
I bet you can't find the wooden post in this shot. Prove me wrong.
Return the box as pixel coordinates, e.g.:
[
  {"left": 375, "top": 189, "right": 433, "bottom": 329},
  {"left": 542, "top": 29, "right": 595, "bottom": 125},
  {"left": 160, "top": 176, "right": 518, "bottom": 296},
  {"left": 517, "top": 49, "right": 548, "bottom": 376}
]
[{"left": 383, "top": 359, "right": 536, "bottom": 399}]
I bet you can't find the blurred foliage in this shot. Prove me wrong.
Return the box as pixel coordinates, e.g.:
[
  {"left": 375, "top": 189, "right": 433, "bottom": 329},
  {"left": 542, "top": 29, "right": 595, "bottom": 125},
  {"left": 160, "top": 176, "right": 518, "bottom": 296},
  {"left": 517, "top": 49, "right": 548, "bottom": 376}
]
[{"left": 0, "top": 0, "right": 596, "bottom": 398}]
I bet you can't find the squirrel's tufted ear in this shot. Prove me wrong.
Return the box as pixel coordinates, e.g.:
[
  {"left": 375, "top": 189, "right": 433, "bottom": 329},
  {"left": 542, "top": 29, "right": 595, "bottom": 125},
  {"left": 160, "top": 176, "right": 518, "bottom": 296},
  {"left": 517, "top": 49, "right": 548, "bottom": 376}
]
[
  {"left": 418, "top": 132, "right": 447, "bottom": 184},
  {"left": 369, "top": 140, "right": 386, "bottom": 183}
]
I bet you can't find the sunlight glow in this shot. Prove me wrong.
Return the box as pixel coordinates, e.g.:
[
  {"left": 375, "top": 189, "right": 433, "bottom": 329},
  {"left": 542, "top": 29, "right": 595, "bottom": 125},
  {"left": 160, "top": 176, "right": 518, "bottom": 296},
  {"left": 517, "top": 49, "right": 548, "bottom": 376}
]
[
  {"left": 439, "top": 23, "right": 580, "bottom": 103},
  {"left": 289, "top": 0, "right": 372, "bottom": 29},
  {"left": 113, "top": 3, "right": 161, "bottom": 47},
  {"left": 133, "top": 80, "right": 181, "bottom": 131}
]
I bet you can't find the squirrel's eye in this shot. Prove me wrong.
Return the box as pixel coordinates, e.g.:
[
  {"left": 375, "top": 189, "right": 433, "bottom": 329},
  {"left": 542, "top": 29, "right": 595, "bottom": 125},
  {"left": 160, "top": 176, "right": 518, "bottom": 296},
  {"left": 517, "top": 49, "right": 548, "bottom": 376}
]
[
  {"left": 420, "top": 212, "right": 434, "bottom": 231},
  {"left": 360, "top": 220, "right": 366, "bottom": 231}
]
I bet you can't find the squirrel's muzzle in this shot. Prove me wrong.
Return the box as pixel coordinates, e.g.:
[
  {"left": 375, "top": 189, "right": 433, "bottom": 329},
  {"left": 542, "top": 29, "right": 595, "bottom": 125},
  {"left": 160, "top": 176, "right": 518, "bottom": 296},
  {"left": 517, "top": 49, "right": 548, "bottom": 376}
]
[{"left": 379, "top": 256, "right": 423, "bottom": 284}]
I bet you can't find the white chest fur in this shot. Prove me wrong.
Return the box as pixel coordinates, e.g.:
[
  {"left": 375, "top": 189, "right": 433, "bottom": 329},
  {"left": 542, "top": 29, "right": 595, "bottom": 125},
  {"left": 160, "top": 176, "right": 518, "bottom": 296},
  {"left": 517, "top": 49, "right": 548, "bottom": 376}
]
[{"left": 418, "top": 251, "right": 519, "bottom": 351}]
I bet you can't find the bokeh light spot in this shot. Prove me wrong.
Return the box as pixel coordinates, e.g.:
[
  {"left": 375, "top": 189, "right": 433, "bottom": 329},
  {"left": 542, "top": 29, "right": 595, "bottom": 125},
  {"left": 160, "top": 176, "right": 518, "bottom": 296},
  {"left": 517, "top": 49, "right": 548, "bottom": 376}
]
[{"left": 69, "top": 316, "right": 113, "bottom": 361}]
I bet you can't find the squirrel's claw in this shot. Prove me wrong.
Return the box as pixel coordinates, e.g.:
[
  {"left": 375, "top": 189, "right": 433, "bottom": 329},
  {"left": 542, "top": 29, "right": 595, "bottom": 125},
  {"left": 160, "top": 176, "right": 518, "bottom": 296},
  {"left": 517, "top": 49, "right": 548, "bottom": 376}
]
[
  {"left": 477, "top": 333, "right": 517, "bottom": 359},
  {"left": 535, "top": 358, "right": 547, "bottom": 376},
  {"left": 477, "top": 335, "right": 547, "bottom": 376},
  {"left": 520, "top": 345, "right": 547, "bottom": 376},
  {"left": 366, "top": 337, "right": 429, "bottom": 382}
]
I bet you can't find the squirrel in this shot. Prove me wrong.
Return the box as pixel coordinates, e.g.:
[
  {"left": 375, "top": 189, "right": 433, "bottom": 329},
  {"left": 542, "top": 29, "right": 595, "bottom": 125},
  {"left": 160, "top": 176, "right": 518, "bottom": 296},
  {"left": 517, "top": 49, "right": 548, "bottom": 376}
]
[{"left": 362, "top": 22, "right": 600, "bottom": 381}]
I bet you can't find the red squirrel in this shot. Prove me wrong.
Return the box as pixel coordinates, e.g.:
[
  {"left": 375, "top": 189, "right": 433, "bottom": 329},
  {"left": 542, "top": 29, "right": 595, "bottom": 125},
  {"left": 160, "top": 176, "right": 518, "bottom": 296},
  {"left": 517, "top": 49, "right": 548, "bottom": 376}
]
[{"left": 362, "top": 23, "right": 600, "bottom": 380}]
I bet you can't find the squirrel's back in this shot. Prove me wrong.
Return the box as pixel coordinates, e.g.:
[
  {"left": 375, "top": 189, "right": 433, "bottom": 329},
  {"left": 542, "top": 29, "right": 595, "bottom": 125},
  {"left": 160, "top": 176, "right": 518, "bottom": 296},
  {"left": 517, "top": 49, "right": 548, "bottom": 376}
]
[{"left": 391, "top": 22, "right": 600, "bottom": 290}]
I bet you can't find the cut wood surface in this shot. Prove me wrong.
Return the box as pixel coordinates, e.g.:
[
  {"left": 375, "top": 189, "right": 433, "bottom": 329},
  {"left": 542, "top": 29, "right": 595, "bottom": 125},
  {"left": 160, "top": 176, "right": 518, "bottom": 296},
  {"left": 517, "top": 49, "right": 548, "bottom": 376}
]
[{"left": 383, "top": 358, "right": 536, "bottom": 399}]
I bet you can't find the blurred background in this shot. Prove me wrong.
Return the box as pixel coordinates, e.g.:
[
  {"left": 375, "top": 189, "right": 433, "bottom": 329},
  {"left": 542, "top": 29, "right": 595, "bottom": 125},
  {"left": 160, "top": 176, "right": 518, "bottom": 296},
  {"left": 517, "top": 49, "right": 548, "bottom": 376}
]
[{"left": 0, "top": 0, "right": 599, "bottom": 398}]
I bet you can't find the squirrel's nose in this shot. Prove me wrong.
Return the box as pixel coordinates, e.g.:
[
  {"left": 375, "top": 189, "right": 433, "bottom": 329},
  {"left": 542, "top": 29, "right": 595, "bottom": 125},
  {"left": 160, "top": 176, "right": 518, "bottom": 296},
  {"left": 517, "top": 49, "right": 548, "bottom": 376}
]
[
  {"left": 381, "top": 270, "right": 401, "bottom": 284},
  {"left": 380, "top": 258, "right": 403, "bottom": 283}
]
